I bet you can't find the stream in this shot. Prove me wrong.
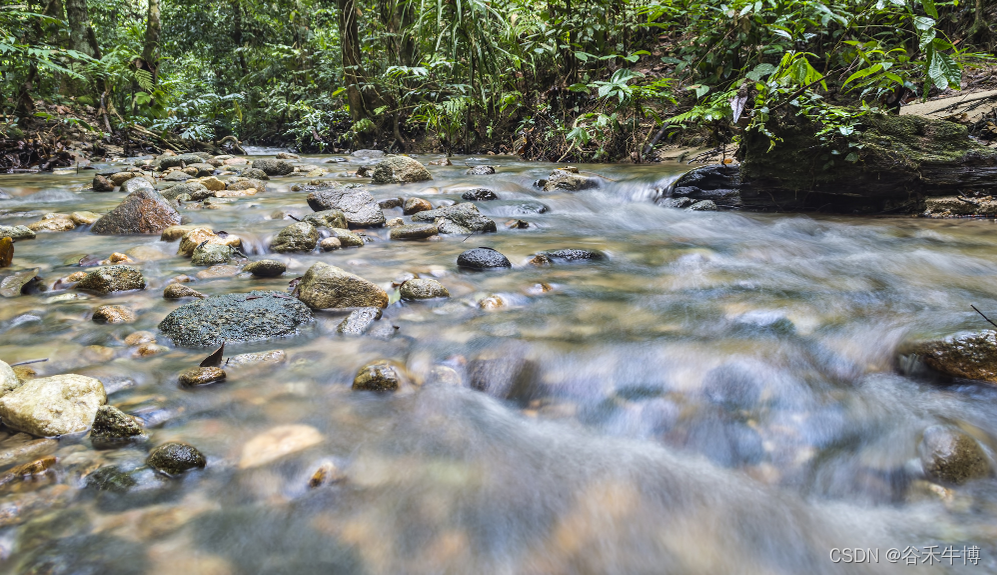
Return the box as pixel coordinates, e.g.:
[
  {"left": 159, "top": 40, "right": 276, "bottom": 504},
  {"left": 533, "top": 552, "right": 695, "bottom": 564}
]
[{"left": 1, "top": 153, "right": 997, "bottom": 574}]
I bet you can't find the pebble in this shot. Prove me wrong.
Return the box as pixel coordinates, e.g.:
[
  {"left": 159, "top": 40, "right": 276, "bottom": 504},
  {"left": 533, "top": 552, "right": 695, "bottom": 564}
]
[
  {"left": 147, "top": 441, "right": 207, "bottom": 475},
  {"left": 92, "top": 305, "right": 136, "bottom": 324}
]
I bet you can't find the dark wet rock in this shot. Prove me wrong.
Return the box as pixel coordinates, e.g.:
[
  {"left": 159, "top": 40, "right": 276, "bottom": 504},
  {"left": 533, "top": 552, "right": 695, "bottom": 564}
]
[
  {"left": 91, "top": 189, "right": 181, "bottom": 235},
  {"left": 461, "top": 188, "right": 498, "bottom": 201},
  {"left": 158, "top": 290, "right": 313, "bottom": 347},
  {"left": 163, "top": 283, "right": 205, "bottom": 299},
  {"left": 403, "top": 197, "right": 432, "bottom": 215},
  {"left": 86, "top": 465, "right": 139, "bottom": 493},
  {"left": 306, "top": 185, "right": 385, "bottom": 228},
  {"left": 0, "top": 374, "right": 106, "bottom": 437},
  {"left": 389, "top": 223, "right": 438, "bottom": 240},
  {"left": 147, "top": 441, "right": 207, "bottom": 475},
  {"left": 92, "top": 305, "right": 136, "bottom": 324},
  {"left": 191, "top": 242, "right": 234, "bottom": 266},
  {"left": 121, "top": 177, "right": 156, "bottom": 194},
  {"left": 906, "top": 330, "right": 997, "bottom": 383},
  {"left": 188, "top": 162, "right": 216, "bottom": 177},
  {"left": 303, "top": 209, "right": 348, "bottom": 230},
  {"left": 378, "top": 197, "right": 402, "bottom": 209},
  {"left": 0, "top": 268, "right": 40, "bottom": 297},
  {"left": 537, "top": 248, "right": 605, "bottom": 262},
  {"left": 179, "top": 366, "right": 226, "bottom": 387},
  {"left": 702, "top": 363, "right": 762, "bottom": 411},
  {"left": 0, "top": 225, "right": 36, "bottom": 241},
  {"left": 919, "top": 425, "right": 991, "bottom": 484},
  {"left": 240, "top": 167, "right": 270, "bottom": 180},
  {"left": 539, "top": 168, "right": 600, "bottom": 192},
  {"left": 93, "top": 175, "right": 114, "bottom": 191},
  {"left": 271, "top": 222, "right": 319, "bottom": 253},
  {"left": 353, "top": 360, "right": 406, "bottom": 392},
  {"left": 297, "top": 262, "right": 388, "bottom": 309},
  {"left": 466, "top": 165, "right": 496, "bottom": 175},
  {"left": 326, "top": 227, "right": 364, "bottom": 247},
  {"left": 251, "top": 158, "right": 294, "bottom": 176},
  {"left": 351, "top": 149, "right": 385, "bottom": 158},
  {"left": 371, "top": 156, "right": 433, "bottom": 184},
  {"left": 336, "top": 307, "right": 382, "bottom": 335},
  {"left": 411, "top": 202, "right": 496, "bottom": 233},
  {"left": 77, "top": 266, "right": 146, "bottom": 294},
  {"left": 659, "top": 197, "right": 693, "bottom": 209},
  {"left": 457, "top": 247, "right": 511, "bottom": 270},
  {"left": 244, "top": 259, "right": 286, "bottom": 278},
  {"left": 689, "top": 199, "right": 718, "bottom": 211},
  {"left": 90, "top": 405, "right": 146, "bottom": 441},
  {"left": 157, "top": 153, "right": 204, "bottom": 170},
  {"left": 164, "top": 171, "right": 192, "bottom": 182},
  {"left": 160, "top": 182, "right": 209, "bottom": 201},
  {"left": 399, "top": 278, "right": 449, "bottom": 300}
]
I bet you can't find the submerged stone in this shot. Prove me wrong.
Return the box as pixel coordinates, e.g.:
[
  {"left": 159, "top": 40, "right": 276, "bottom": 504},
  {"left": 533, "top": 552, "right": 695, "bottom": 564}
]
[{"left": 919, "top": 425, "right": 991, "bottom": 484}]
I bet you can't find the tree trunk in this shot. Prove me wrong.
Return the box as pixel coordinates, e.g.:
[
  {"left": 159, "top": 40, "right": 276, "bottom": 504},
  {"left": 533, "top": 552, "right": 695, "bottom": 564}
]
[
  {"left": 231, "top": 0, "right": 248, "bottom": 75},
  {"left": 337, "top": 0, "right": 381, "bottom": 121},
  {"left": 142, "top": 0, "right": 162, "bottom": 84},
  {"left": 64, "top": 0, "right": 95, "bottom": 57}
]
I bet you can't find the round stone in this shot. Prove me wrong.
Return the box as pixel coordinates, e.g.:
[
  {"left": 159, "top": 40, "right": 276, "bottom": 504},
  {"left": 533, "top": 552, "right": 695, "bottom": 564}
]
[
  {"left": 147, "top": 442, "right": 207, "bottom": 476},
  {"left": 457, "top": 247, "right": 511, "bottom": 270}
]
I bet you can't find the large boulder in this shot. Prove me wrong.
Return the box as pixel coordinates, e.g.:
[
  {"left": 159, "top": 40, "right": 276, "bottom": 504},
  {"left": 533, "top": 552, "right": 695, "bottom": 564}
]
[
  {"left": 76, "top": 265, "right": 146, "bottom": 294},
  {"left": 0, "top": 374, "right": 106, "bottom": 437},
  {"left": 306, "top": 185, "right": 385, "bottom": 228},
  {"left": 371, "top": 156, "right": 433, "bottom": 184},
  {"left": 411, "top": 202, "right": 496, "bottom": 234},
  {"left": 159, "top": 290, "right": 314, "bottom": 347},
  {"left": 905, "top": 330, "right": 997, "bottom": 383},
  {"left": 296, "top": 262, "right": 388, "bottom": 309},
  {"left": 91, "top": 189, "right": 181, "bottom": 235},
  {"left": 251, "top": 158, "right": 294, "bottom": 176},
  {"left": 271, "top": 222, "right": 319, "bottom": 253}
]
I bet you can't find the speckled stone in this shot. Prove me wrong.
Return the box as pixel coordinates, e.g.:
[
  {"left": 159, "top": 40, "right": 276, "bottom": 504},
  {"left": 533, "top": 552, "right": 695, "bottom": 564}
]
[
  {"left": 158, "top": 290, "right": 313, "bottom": 347},
  {"left": 76, "top": 266, "right": 146, "bottom": 294},
  {"left": 147, "top": 442, "right": 207, "bottom": 475}
]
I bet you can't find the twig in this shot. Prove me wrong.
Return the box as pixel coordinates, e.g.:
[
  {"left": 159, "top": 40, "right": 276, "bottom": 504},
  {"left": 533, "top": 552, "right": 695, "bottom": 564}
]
[
  {"left": 9, "top": 358, "right": 48, "bottom": 366},
  {"left": 971, "top": 305, "right": 997, "bottom": 329}
]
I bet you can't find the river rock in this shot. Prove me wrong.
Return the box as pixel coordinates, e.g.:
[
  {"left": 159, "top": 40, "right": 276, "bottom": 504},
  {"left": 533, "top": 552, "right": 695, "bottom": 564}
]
[
  {"left": 351, "top": 149, "right": 384, "bottom": 159},
  {"left": 147, "top": 442, "right": 206, "bottom": 476},
  {"left": 0, "top": 268, "right": 39, "bottom": 297},
  {"left": 389, "top": 223, "right": 438, "bottom": 240},
  {"left": 77, "top": 266, "right": 146, "bottom": 294},
  {"left": 0, "top": 374, "right": 106, "bottom": 437},
  {"left": 90, "top": 405, "right": 146, "bottom": 441},
  {"left": 0, "top": 225, "right": 36, "bottom": 241},
  {"left": 0, "top": 237, "right": 9, "bottom": 267},
  {"left": 71, "top": 211, "right": 101, "bottom": 225},
  {"left": 327, "top": 228, "right": 364, "bottom": 247},
  {"left": 240, "top": 167, "right": 270, "bottom": 180},
  {"left": 222, "top": 177, "right": 267, "bottom": 194},
  {"left": 461, "top": 188, "right": 498, "bottom": 201},
  {"left": 466, "top": 165, "right": 496, "bottom": 175},
  {"left": 907, "top": 330, "right": 997, "bottom": 382},
  {"left": 919, "top": 425, "right": 991, "bottom": 484},
  {"left": 238, "top": 424, "right": 323, "bottom": 469},
  {"left": 157, "top": 153, "right": 203, "bottom": 170},
  {"left": 199, "top": 176, "right": 226, "bottom": 191},
  {"left": 252, "top": 159, "right": 294, "bottom": 176},
  {"left": 303, "top": 209, "right": 348, "bottom": 229},
  {"left": 91, "top": 189, "right": 181, "bottom": 235},
  {"left": 536, "top": 248, "right": 606, "bottom": 263},
  {"left": 28, "top": 214, "right": 76, "bottom": 232},
  {"left": 122, "top": 176, "right": 156, "bottom": 194},
  {"left": 178, "top": 228, "right": 241, "bottom": 257},
  {"left": 306, "top": 185, "right": 385, "bottom": 228},
  {"left": 378, "top": 197, "right": 402, "bottom": 209},
  {"left": 689, "top": 199, "right": 718, "bottom": 211},
  {"left": 109, "top": 171, "right": 138, "bottom": 186},
  {"left": 158, "top": 290, "right": 313, "bottom": 347},
  {"left": 92, "top": 305, "right": 136, "bottom": 324},
  {"left": 191, "top": 242, "right": 234, "bottom": 266},
  {"left": 93, "top": 175, "right": 114, "bottom": 191},
  {"left": 271, "top": 222, "right": 318, "bottom": 253},
  {"left": 226, "top": 350, "right": 286, "bottom": 366},
  {"left": 179, "top": 366, "right": 226, "bottom": 387},
  {"left": 320, "top": 237, "right": 342, "bottom": 251},
  {"left": 400, "top": 278, "right": 449, "bottom": 300},
  {"left": 457, "top": 247, "right": 511, "bottom": 270},
  {"left": 540, "top": 168, "right": 600, "bottom": 192},
  {"left": 161, "top": 224, "right": 196, "bottom": 241},
  {"left": 411, "top": 202, "right": 496, "bottom": 233},
  {"left": 0, "top": 360, "right": 19, "bottom": 397},
  {"left": 160, "top": 182, "right": 203, "bottom": 202},
  {"left": 297, "top": 262, "right": 388, "bottom": 309},
  {"left": 371, "top": 156, "right": 433, "bottom": 184},
  {"left": 165, "top": 171, "right": 192, "bottom": 182},
  {"left": 188, "top": 162, "right": 215, "bottom": 177},
  {"left": 353, "top": 360, "right": 406, "bottom": 392},
  {"left": 244, "top": 259, "right": 286, "bottom": 277},
  {"left": 336, "top": 307, "right": 381, "bottom": 335},
  {"left": 403, "top": 197, "right": 433, "bottom": 215},
  {"left": 164, "top": 283, "right": 205, "bottom": 299}
]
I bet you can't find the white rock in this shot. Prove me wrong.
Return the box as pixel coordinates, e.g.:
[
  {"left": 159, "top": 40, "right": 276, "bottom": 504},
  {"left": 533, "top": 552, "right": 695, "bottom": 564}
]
[
  {"left": 0, "top": 374, "right": 106, "bottom": 437},
  {"left": 238, "top": 424, "right": 323, "bottom": 469}
]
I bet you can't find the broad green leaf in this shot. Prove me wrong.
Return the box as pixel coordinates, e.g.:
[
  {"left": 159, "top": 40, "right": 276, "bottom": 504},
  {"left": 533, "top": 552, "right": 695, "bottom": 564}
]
[{"left": 921, "top": 0, "right": 939, "bottom": 18}]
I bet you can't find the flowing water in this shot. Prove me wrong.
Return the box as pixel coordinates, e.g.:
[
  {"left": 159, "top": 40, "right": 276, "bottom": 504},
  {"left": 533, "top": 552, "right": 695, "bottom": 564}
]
[{"left": 1, "top": 154, "right": 997, "bottom": 574}]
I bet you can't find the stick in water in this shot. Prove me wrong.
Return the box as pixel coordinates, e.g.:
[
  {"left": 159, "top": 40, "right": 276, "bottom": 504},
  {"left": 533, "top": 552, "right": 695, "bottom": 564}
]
[
  {"left": 971, "top": 305, "right": 997, "bottom": 329},
  {"left": 9, "top": 358, "right": 49, "bottom": 366}
]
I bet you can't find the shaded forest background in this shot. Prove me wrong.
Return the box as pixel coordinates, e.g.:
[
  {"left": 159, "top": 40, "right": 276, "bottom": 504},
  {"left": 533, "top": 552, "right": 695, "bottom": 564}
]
[{"left": 1, "top": 0, "right": 994, "bottom": 162}]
